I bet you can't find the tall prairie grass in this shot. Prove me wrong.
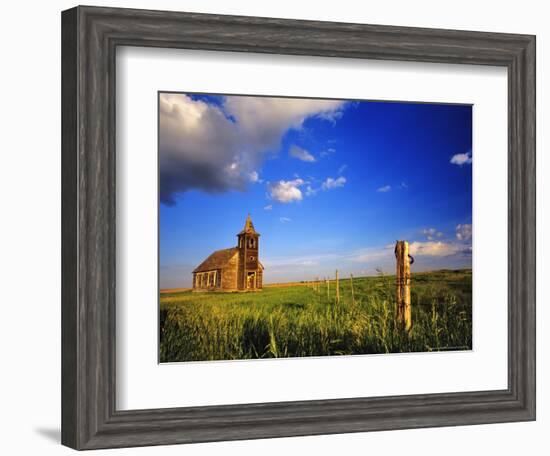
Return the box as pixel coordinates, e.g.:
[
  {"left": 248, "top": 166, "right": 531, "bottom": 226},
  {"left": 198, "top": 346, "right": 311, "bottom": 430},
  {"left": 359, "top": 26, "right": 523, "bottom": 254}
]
[{"left": 160, "top": 269, "right": 472, "bottom": 362}]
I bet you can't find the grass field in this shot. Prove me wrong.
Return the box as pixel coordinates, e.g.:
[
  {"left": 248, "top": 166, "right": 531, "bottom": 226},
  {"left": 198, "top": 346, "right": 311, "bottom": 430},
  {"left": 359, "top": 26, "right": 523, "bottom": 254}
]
[{"left": 159, "top": 269, "right": 472, "bottom": 363}]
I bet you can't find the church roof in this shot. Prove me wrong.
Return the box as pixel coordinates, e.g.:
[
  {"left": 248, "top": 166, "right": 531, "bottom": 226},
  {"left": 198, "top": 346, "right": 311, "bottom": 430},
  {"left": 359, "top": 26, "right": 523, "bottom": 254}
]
[
  {"left": 238, "top": 214, "right": 259, "bottom": 235},
  {"left": 193, "top": 247, "right": 239, "bottom": 273}
]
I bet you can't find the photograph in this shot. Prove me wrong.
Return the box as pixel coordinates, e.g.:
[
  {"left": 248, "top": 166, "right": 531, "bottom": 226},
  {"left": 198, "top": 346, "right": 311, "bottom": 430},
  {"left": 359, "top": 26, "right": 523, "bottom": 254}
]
[{"left": 158, "top": 92, "right": 473, "bottom": 363}]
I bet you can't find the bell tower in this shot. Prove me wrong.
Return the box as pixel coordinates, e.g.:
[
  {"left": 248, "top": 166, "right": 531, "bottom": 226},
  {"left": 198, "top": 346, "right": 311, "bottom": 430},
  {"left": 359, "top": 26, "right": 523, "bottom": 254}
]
[{"left": 237, "top": 214, "right": 260, "bottom": 290}]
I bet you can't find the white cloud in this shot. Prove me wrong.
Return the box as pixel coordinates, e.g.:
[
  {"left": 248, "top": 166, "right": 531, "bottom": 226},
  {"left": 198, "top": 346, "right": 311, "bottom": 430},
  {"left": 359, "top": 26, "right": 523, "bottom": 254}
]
[
  {"left": 279, "top": 217, "right": 292, "bottom": 223},
  {"left": 317, "top": 110, "right": 344, "bottom": 123},
  {"left": 159, "top": 93, "right": 346, "bottom": 205},
  {"left": 248, "top": 171, "right": 261, "bottom": 183},
  {"left": 450, "top": 151, "right": 472, "bottom": 166},
  {"left": 305, "top": 185, "right": 317, "bottom": 197},
  {"left": 422, "top": 228, "right": 444, "bottom": 241},
  {"left": 338, "top": 164, "right": 347, "bottom": 174},
  {"left": 322, "top": 176, "right": 347, "bottom": 190},
  {"left": 263, "top": 204, "right": 272, "bottom": 211},
  {"left": 377, "top": 185, "right": 391, "bottom": 193},
  {"left": 268, "top": 178, "right": 304, "bottom": 203},
  {"left": 349, "top": 239, "right": 471, "bottom": 268},
  {"left": 399, "top": 182, "right": 408, "bottom": 189},
  {"left": 456, "top": 223, "right": 472, "bottom": 241},
  {"left": 320, "top": 147, "right": 336, "bottom": 157},
  {"left": 224, "top": 96, "right": 346, "bottom": 143},
  {"left": 409, "top": 241, "right": 462, "bottom": 257},
  {"left": 268, "top": 174, "right": 346, "bottom": 202},
  {"left": 289, "top": 145, "right": 316, "bottom": 162}
]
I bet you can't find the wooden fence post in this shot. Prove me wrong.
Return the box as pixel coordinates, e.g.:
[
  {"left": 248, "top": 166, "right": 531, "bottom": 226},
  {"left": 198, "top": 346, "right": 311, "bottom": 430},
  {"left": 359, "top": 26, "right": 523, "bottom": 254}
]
[
  {"left": 395, "top": 240, "right": 412, "bottom": 332},
  {"left": 326, "top": 278, "right": 330, "bottom": 301}
]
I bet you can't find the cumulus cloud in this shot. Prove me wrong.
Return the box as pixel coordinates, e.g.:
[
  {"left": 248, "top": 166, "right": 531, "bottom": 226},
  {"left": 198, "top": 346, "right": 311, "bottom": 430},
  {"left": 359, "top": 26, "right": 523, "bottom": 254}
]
[
  {"left": 248, "top": 171, "right": 261, "bottom": 183},
  {"left": 377, "top": 185, "right": 391, "bottom": 193},
  {"left": 268, "top": 178, "right": 304, "bottom": 203},
  {"left": 349, "top": 239, "right": 472, "bottom": 270},
  {"left": 289, "top": 145, "right": 316, "bottom": 162},
  {"left": 422, "top": 228, "right": 444, "bottom": 241},
  {"left": 322, "top": 176, "right": 347, "bottom": 190},
  {"left": 409, "top": 241, "right": 462, "bottom": 257},
  {"left": 450, "top": 151, "right": 472, "bottom": 166},
  {"left": 268, "top": 173, "right": 346, "bottom": 203},
  {"left": 159, "top": 93, "right": 346, "bottom": 205},
  {"left": 456, "top": 223, "right": 472, "bottom": 241}
]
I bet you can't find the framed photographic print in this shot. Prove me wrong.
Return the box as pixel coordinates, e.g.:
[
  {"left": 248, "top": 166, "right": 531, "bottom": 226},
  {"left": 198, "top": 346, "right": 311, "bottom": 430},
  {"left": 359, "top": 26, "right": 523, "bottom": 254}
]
[
  {"left": 158, "top": 92, "right": 474, "bottom": 363},
  {"left": 61, "top": 5, "right": 536, "bottom": 450}
]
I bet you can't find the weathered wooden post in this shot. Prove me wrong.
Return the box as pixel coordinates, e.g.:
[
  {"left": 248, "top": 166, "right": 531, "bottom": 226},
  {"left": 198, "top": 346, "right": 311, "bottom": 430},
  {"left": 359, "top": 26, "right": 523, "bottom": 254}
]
[
  {"left": 350, "top": 273, "right": 355, "bottom": 305},
  {"left": 395, "top": 240, "right": 412, "bottom": 332},
  {"left": 335, "top": 270, "right": 340, "bottom": 304},
  {"left": 326, "top": 277, "right": 330, "bottom": 301}
]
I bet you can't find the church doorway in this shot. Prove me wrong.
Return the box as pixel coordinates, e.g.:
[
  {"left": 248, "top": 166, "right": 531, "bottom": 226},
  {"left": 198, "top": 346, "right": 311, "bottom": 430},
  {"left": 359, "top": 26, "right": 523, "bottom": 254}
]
[{"left": 246, "top": 272, "right": 256, "bottom": 289}]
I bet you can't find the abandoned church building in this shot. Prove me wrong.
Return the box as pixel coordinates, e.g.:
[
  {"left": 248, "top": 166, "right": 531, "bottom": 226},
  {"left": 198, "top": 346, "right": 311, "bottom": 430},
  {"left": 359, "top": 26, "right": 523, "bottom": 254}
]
[{"left": 192, "top": 215, "right": 264, "bottom": 292}]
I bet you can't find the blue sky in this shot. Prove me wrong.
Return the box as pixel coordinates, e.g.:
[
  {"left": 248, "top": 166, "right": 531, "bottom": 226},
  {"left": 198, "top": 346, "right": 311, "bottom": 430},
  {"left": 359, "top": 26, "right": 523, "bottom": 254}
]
[{"left": 159, "top": 93, "right": 472, "bottom": 288}]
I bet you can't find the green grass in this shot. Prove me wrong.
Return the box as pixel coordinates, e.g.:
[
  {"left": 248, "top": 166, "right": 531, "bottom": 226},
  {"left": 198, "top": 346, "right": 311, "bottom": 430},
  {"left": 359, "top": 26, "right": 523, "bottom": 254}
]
[{"left": 160, "top": 269, "right": 472, "bottom": 362}]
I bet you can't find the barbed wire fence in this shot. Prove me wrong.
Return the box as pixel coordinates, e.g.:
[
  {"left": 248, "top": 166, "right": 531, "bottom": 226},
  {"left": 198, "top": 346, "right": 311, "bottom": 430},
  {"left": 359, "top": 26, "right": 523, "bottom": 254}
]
[{"left": 304, "top": 241, "right": 471, "bottom": 336}]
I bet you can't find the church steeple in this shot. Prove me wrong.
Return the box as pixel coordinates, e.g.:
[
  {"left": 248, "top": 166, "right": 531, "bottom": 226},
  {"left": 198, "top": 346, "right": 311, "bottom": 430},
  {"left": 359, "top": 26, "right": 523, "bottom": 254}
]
[
  {"left": 236, "top": 214, "right": 261, "bottom": 290},
  {"left": 238, "top": 213, "right": 257, "bottom": 235}
]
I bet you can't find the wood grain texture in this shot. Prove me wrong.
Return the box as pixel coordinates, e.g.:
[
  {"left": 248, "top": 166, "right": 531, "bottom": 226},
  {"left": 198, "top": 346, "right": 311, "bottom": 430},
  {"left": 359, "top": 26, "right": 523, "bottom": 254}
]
[
  {"left": 395, "top": 241, "right": 412, "bottom": 332},
  {"left": 61, "top": 5, "right": 536, "bottom": 450},
  {"left": 61, "top": 7, "right": 78, "bottom": 449}
]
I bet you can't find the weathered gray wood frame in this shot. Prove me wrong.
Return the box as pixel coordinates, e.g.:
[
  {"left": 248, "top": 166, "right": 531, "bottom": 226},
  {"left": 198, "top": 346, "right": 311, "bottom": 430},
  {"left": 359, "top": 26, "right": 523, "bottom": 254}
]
[{"left": 61, "top": 5, "right": 536, "bottom": 450}]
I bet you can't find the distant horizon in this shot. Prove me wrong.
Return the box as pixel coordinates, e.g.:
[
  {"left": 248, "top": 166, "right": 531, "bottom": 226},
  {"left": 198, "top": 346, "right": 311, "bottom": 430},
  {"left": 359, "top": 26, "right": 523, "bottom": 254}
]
[
  {"left": 159, "top": 93, "right": 472, "bottom": 289},
  {"left": 159, "top": 266, "right": 473, "bottom": 292}
]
